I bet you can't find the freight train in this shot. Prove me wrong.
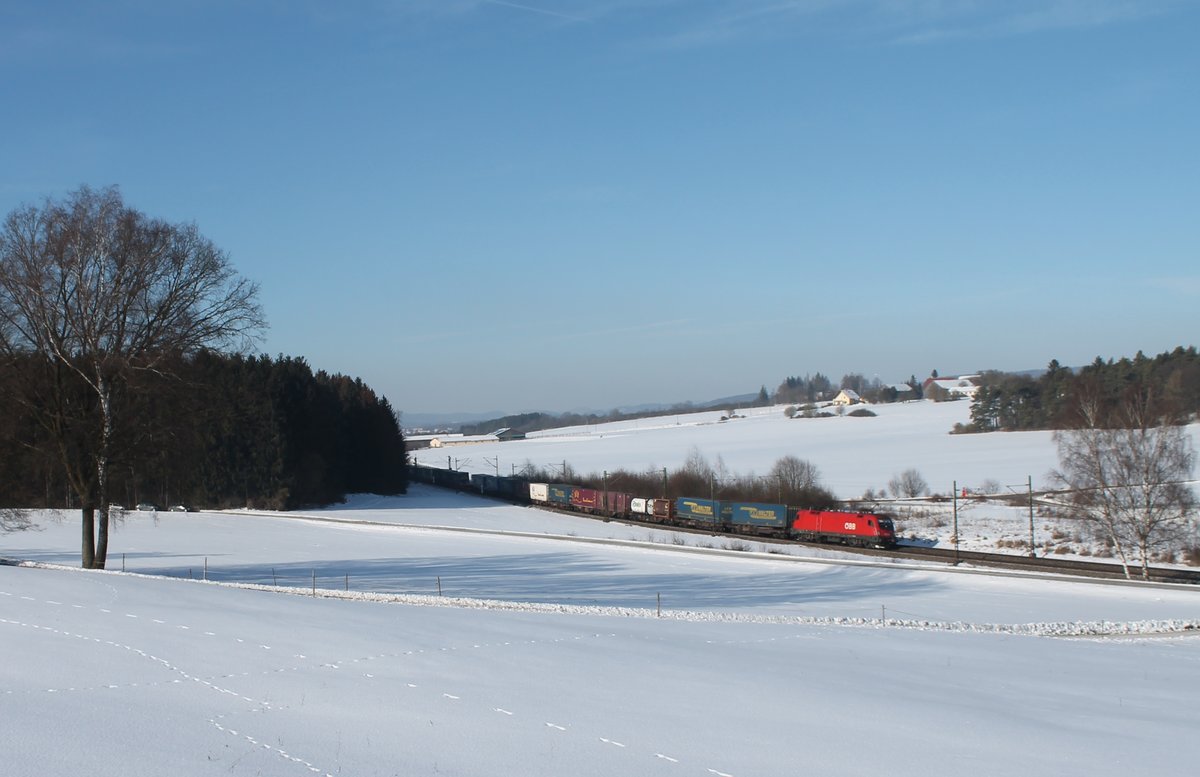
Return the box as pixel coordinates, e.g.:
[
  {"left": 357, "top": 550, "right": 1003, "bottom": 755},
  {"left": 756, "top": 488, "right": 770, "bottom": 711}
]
[{"left": 410, "top": 465, "right": 896, "bottom": 548}]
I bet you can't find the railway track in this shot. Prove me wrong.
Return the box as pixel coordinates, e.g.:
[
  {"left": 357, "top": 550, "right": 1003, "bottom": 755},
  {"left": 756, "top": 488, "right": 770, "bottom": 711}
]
[
  {"left": 600, "top": 513, "right": 1200, "bottom": 585},
  {"left": 439, "top": 478, "right": 1200, "bottom": 586},
  {"left": 881, "top": 544, "right": 1200, "bottom": 584}
]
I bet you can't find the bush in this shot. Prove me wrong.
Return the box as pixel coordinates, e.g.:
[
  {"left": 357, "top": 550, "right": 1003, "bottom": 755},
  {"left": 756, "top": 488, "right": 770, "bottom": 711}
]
[
  {"left": 888, "top": 468, "right": 929, "bottom": 498},
  {"left": 847, "top": 408, "right": 876, "bottom": 417},
  {"left": 978, "top": 479, "right": 1002, "bottom": 495}
]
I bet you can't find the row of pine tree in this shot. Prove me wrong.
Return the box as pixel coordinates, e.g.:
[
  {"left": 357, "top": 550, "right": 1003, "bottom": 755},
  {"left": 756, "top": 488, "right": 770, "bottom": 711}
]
[
  {"left": 966, "top": 346, "right": 1200, "bottom": 432},
  {"left": 0, "top": 351, "right": 407, "bottom": 510}
]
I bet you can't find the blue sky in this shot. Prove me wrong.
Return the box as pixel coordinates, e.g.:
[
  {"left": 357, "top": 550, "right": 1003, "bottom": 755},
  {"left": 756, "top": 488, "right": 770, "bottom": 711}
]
[{"left": 3, "top": 1, "right": 1198, "bottom": 419}]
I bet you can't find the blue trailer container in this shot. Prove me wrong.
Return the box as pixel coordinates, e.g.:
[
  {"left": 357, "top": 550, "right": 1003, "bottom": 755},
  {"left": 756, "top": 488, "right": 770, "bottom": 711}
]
[
  {"left": 723, "top": 501, "right": 789, "bottom": 531},
  {"left": 674, "top": 497, "right": 725, "bottom": 526},
  {"left": 470, "top": 474, "right": 528, "bottom": 502},
  {"left": 472, "top": 473, "right": 497, "bottom": 494},
  {"left": 547, "top": 484, "right": 576, "bottom": 506},
  {"left": 497, "top": 476, "right": 529, "bottom": 502}
]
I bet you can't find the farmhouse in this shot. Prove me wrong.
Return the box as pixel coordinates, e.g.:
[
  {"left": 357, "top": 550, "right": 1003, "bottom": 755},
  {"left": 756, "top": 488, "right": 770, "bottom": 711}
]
[
  {"left": 922, "top": 375, "right": 981, "bottom": 399},
  {"left": 832, "top": 389, "right": 862, "bottom": 406},
  {"left": 409, "top": 427, "right": 526, "bottom": 449}
]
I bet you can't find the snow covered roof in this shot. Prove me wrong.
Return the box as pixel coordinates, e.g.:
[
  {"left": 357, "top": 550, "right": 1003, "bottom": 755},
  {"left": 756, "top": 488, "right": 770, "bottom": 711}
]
[
  {"left": 428, "top": 433, "right": 501, "bottom": 447},
  {"left": 924, "top": 376, "right": 980, "bottom": 396}
]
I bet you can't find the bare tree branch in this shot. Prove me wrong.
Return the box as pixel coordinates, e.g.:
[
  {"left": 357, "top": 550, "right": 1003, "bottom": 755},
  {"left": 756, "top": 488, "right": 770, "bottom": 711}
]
[
  {"left": 0, "top": 185, "right": 266, "bottom": 568},
  {"left": 1052, "top": 390, "right": 1197, "bottom": 579}
]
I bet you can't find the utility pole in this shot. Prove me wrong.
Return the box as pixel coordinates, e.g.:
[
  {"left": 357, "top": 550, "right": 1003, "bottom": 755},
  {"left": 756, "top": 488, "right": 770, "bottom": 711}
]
[
  {"left": 1028, "top": 475, "right": 1036, "bottom": 558},
  {"left": 952, "top": 480, "right": 960, "bottom": 565}
]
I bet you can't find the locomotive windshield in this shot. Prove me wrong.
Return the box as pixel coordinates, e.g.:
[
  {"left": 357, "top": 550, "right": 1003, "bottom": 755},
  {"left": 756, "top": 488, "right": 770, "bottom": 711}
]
[{"left": 877, "top": 516, "right": 895, "bottom": 532}]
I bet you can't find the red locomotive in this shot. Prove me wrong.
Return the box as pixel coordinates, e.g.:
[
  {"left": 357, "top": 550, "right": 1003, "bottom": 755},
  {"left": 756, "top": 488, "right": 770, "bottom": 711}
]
[{"left": 790, "top": 509, "right": 896, "bottom": 548}]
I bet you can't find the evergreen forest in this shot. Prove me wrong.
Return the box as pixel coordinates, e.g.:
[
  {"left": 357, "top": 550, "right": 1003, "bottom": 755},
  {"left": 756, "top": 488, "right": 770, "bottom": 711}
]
[
  {"left": 0, "top": 351, "right": 408, "bottom": 510},
  {"left": 966, "top": 346, "right": 1200, "bottom": 432}
]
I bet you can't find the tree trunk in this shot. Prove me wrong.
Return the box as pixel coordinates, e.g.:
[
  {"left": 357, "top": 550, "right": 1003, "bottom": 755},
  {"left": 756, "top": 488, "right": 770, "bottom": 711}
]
[
  {"left": 95, "top": 505, "right": 109, "bottom": 570},
  {"left": 1106, "top": 525, "right": 1132, "bottom": 580},
  {"left": 81, "top": 505, "right": 96, "bottom": 569},
  {"left": 93, "top": 376, "right": 113, "bottom": 569}
]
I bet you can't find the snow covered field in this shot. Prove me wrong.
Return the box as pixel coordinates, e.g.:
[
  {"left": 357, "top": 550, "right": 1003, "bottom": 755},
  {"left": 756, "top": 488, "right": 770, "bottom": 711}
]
[
  {"left": 4, "top": 399, "right": 1200, "bottom": 775},
  {"left": 4, "top": 487, "right": 1200, "bottom": 776}
]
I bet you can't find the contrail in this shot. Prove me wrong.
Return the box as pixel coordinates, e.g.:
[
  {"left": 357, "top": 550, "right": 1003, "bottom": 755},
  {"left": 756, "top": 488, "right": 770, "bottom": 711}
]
[{"left": 481, "top": 0, "right": 593, "bottom": 23}]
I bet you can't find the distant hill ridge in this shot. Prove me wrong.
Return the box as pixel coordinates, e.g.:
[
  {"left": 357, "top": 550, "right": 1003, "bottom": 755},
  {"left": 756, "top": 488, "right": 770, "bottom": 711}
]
[{"left": 405, "top": 393, "right": 758, "bottom": 433}]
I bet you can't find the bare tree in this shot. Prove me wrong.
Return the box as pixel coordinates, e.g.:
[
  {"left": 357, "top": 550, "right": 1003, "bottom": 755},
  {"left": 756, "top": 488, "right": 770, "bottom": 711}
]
[
  {"left": 669, "top": 446, "right": 716, "bottom": 498},
  {"left": 769, "top": 455, "right": 832, "bottom": 506},
  {"left": 0, "top": 185, "right": 265, "bottom": 568},
  {"left": 888, "top": 469, "right": 929, "bottom": 498},
  {"left": 1052, "top": 391, "right": 1196, "bottom": 579},
  {"left": 977, "top": 478, "right": 1003, "bottom": 495},
  {"left": 680, "top": 446, "right": 714, "bottom": 479},
  {"left": 770, "top": 455, "right": 819, "bottom": 491}
]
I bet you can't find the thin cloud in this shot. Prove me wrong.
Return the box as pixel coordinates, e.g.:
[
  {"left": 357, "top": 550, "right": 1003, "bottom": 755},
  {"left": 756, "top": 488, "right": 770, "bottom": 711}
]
[
  {"left": 874, "top": 0, "right": 1180, "bottom": 45},
  {"left": 636, "top": 1, "right": 840, "bottom": 50},
  {"left": 623, "top": 0, "right": 1185, "bottom": 49},
  {"left": 0, "top": 18, "right": 194, "bottom": 65},
  {"left": 1145, "top": 276, "right": 1200, "bottom": 297},
  {"left": 480, "top": 0, "right": 595, "bottom": 22}
]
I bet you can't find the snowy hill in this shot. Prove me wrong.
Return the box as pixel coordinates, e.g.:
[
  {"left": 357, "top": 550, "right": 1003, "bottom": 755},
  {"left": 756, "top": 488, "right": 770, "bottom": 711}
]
[{"left": 411, "top": 400, "right": 1059, "bottom": 497}]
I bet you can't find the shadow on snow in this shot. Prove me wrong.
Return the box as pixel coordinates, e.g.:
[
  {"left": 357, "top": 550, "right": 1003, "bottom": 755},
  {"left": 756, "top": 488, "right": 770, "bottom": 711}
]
[{"left": 133, "top": 551, "right": 942, "bottom": 611}]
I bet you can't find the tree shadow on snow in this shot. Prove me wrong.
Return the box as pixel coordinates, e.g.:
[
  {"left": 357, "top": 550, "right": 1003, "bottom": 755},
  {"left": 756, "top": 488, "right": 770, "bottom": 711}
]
[
  {"left": 143, "top": 551, "right": 944, "bottom": 611},
  {"left": 316, "top": 484, "right": 506, "bottom": 513}
]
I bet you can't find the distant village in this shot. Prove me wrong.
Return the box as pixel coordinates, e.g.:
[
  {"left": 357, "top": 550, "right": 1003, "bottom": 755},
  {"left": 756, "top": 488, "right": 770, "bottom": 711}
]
[{"left": 832, "top": 375, "right": 980, "bottom": 406}]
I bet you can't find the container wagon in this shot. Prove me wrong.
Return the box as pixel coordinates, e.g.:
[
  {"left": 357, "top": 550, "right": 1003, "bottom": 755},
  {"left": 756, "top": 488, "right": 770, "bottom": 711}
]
[
  {"left": 674, "top": 497, "right": 726, "bottom": 530},
  {"left": 723, "top": 501, "right": 791, "bottom": 538}
]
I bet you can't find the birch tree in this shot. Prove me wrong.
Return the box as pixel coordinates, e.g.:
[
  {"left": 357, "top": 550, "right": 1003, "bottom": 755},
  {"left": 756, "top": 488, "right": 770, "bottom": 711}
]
[
  {"left": 1051, "top": 391, "right": 1196, "bottom": 579},
  {"left": 0, "top": 186, "right": 264, "bottom": 568}
]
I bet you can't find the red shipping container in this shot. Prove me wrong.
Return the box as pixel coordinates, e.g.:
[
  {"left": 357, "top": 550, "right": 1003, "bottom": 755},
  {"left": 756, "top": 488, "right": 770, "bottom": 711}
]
[
  {"left": 570, "top": 488, "right": 601, "bottom": 510},
  {"left": 601, "top": 491, "right": 632, "bottom": 515},
  {"left": 649, "top": 498, "right": 674, "bottom": 522}
]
